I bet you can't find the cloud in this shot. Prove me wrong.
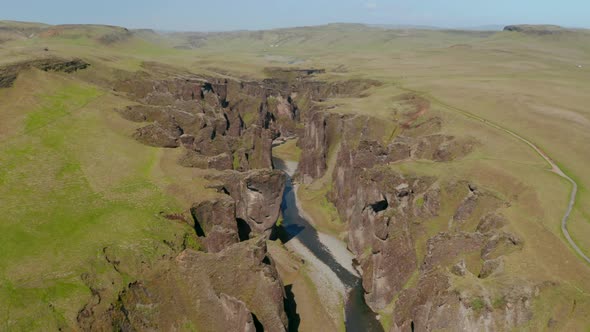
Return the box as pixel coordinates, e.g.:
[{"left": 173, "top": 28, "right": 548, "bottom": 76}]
[{"left": 365, "top": 1, "right": 377, "bottom": 10}]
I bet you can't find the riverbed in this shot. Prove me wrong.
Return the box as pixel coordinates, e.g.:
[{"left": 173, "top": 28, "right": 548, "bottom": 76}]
[{"left": 273, "top": 157, "right": 383, "bottom": 332}]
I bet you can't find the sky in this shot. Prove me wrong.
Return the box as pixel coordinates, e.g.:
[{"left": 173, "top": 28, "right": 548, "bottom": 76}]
[{"left": 1, "top": 0, "right": 589, "bottom": 31}]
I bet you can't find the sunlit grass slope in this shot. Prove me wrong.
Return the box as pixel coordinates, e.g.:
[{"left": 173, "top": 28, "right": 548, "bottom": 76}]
[{"left": 0, "top": 68, "right": 209, "bottom": 330}]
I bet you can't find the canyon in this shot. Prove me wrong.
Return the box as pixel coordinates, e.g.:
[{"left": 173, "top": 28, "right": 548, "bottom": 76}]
[
  {"left": 1, "top": 21, "right": 590, "bottom": 332},
  {"left": 67, "top": 64, "right": 552, "bottom": 331}
]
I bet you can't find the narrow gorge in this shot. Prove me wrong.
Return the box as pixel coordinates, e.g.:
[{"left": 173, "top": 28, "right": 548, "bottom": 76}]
[
  {"left": 73, "top": 64, "right": 556, "bottom": 331},
  {"left": 273, "top": 156, "right": 383, "bottom": 331}
]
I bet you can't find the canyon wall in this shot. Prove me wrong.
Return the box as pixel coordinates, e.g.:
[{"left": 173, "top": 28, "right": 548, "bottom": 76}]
[
  {"left": 79, "top": 63, "right": 550, "bottom": 331},
  {"left": 80, "top": 67, "right": 379, "bottom": 331},
  {"left": 296, "top": 99, "right": 552, "bottom": 331}
]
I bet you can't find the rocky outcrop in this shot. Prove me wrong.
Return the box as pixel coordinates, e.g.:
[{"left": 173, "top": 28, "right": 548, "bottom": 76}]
[
  {"left": 132, "top": 121, "right": 183, "bottom": 148},
  {"left": 84, "top": 239, "right": 288, "bottom": 332},
  {"left": 77, "top": 167, "right": 288, "bottom": 330},
  {"left": 191, "top": 195, "right": 239, "bottom": 253},
  {"left": 391, "top": 231, "right": 536, "bottom": 332},
  {"left": 218, "top": 293, "right": 258, "bottom": 332},
  {"left": 298, "top": 111, "right": 329, "bottom": 182},
  {"left": 292, "top": 96, "right": 550, "bottom": 330},
  {"left": 330, "top": 150, "right": 535, "bottom": 325},
  {"left": 115, "top": 68, "right": 380, "bottom": 172},
  {"left": 97, "top": 28, "right": 133, "bottom": 45},
  {"left": 114, "top": 74, "right": 300, "bottom": 171},
  {"left": 332, "top": 164, "right": 438, "bottom": 310},
  {"left": 183, "top": 168, "right": 287, "bottom": 253},
  {"left": 297, "top": 111, "right": 475, "bottom": 184},
  {"left": 208, "top": 169, "right": 286, "bottom": 236},
  {"left": 289, "top": 102, "right": 487, "bottom": 311},
  {"left": 0, "top": 57, "right": 89, "bottom": 88},
  {"left": 337, "top": 166, "right": 526, "bottom": 314}
]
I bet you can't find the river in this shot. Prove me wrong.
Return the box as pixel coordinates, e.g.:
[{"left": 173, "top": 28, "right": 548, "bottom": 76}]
[{"left": 273, "top": 157, "right": 383, "bottom": 332}]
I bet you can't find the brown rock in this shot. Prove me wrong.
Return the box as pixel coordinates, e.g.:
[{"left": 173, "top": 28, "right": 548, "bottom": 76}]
[
  {"left": 451, "top": 259, "right": 467, "bottom": 276},
  {"left": 477, "top": 212, "right": 507, "bottom": 233},
  {"left": 479, "top": 258, "right": 504, "bottom": 279},
  {"left": 1, "top": 57, "right": 89, "bottom": 88},
  {"left": 210, "top": 169, "right": 286, "bottom": 235},
  {"left": 452, "top": 192, "right": 479, "bottom": 225},
  {"left": 298, "top": 112, "right": 328, "bottom": 182},
  {"left": 133, "top": 122, "right": 181, "bottom": 148},
  {"left": 423, "top": 232, "right": 485, "bottom": 271},
  {"left": 482, "top": 232, "right": 523, "bottom": 260},
  {"left": 92, "top": 239, "right": 288, "bottom": 332},
  {"left": 207, "top": 152, "right": 233, "bottom": 171},
  {"left": 191, "top": 195, "right": 239, "bottom": 253},
  {"left": 178, "top": 149, "right": 208, "bottom": 168},
  {"left": 219, "top": 293, "right": 258, "bottom": 332}
]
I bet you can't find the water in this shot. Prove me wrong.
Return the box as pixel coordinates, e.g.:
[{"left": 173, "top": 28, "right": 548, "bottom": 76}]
[{"left": 273, "top": 157, "right": 383, "bottom": 332}]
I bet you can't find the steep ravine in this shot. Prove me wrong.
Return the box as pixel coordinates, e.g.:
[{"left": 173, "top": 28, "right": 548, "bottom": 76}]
[
  {"left": 273, "top": 157, "right": 383, "bottom": 332},
  {"left": 76, "top": 68, "right": 386, "bottom": 331},
  {"left": 295, "top": 105, "right": 555, "bottom": 331},
  {"left": 77, "top": 66, "right": 556, "bottom": 331}
]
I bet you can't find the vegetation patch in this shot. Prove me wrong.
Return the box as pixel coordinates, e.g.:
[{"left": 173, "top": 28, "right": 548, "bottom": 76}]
[
  {"left": 276, "top": 215, "right": 284, "bottom": 227},
  {"left": 492, "top": 296, "right": 507, "bottom": 309},
  {"left": 25, "top": 84, "right": 100, "bottom": 133},
  {"left": 272, "top": 139, "right": 302, "bottom": 162},
  {"left": 415, "top": 196, "right": 425, "bottom": 208},
  {"left": 470, "top": 297, "right": 486, "bottom": 312},
  {"left": 0, "top": 82, "right": 190, "bottom": 330}
]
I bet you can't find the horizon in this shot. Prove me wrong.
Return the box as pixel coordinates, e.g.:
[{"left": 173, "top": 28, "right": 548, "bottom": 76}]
[
  {"left": 2, "top": 0, "right": 589, "bottom": 32},
  {"left": 1, "top": 20, "right": 585, "bottom": 34}
]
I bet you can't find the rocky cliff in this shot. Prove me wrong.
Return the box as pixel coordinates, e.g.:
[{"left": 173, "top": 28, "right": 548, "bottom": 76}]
[
  {"left": 115, "top": 68, "right": 378, "bottom": 172},
  {"left": 80, "top": 239, "right": 288, "bottom": 332},
  {"left": 295, "top": 95, "right": 554, "bottom": 330},
  {"left": 105, "top": 63, "right": 547, "bottom": 330},
  {"left": 78, "top": 172, "right": 289, "bottom": 332},
  {"left": 185, "top": 169, "right": 286, "bottom": 253},
  {"left": 208, "top": 169, "right": 286, "bottom": 236},
  {"left": 80, "top": 66, "right": 381, "bottom": 331},
  {"left": 0, "top": 57, "right": 89, "bottom": 88}
]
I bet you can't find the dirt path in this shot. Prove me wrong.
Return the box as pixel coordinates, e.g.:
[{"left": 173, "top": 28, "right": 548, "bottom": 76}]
[{"left": 399, "top": 87, "right": 588, "bottom": 265}]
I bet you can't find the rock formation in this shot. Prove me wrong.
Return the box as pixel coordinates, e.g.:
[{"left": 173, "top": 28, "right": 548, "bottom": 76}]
[
  {"left": 0, "top": 57, "right": 89, "bottom": 88},
  {"left": 294, "top": 97, "right": 550, "bottom": 329},
  {"left": 188, "top": 169, "right": 286, "bottom": 253},
  {"left": 81, "top": 239, "right": 288, "bottom": 332},
  {"left": 114, "top": 68, "right": 379, "bottom": 172},
  {"left": 207, "top": 169, "right": 286, "bottom": 236},
  {"left": 191, "top": 195, "right": 239, "bottom": 253},
  {"left": 108, "top": 64, "right": 548, "bottom": 330}
]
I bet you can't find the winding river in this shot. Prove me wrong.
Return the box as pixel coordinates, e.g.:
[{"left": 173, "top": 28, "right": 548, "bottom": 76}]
[{"left": 273, "top": 157, "right": 383, "bottom": 332}]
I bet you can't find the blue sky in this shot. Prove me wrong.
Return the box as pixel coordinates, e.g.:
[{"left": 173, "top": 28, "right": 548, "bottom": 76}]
[{"left": 1, "top": 0, "right": 589, "bottom": 31}]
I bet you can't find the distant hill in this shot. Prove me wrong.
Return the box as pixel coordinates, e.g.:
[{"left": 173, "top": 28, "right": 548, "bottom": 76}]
[
  {"left": 369, "top": 24, "right": 443, "bottom": 30},
  {"left": 371, "top": 24, "right": 504, "bottom": 31},
  {"left": 504, "top": 24, "right": 571, "bottom": 34},
  {"left": 462, "top": 24, "right": 505, "bottom": 31},
  {"left": 0, "top": 20, "right": 50, "bottom": 43}
]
